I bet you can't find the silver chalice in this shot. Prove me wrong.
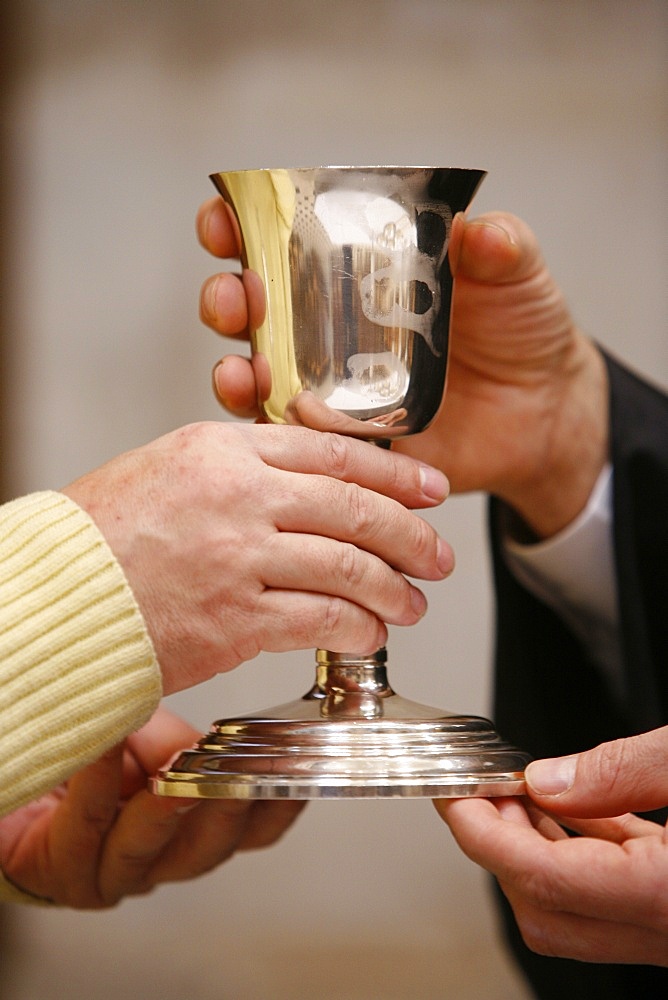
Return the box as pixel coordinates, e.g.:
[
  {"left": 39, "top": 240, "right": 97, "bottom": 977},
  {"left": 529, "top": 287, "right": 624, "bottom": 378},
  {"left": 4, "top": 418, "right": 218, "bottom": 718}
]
[{"left": 152, "top": 167, "right": 530, "bottom": 800}]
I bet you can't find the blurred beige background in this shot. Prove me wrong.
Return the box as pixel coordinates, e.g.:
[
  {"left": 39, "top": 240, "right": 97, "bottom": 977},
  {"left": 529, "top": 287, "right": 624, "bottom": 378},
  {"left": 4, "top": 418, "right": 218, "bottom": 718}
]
[{"left": 1, "top": 2, "right": 666, "bottom": 998}]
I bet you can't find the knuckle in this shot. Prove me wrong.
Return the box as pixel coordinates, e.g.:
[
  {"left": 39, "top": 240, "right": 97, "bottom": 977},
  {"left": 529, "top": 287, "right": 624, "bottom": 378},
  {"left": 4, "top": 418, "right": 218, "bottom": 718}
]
[
  {"left": 225, "top": 621, "right": 263, "bottom": 669},
  {"left": 518, "top": 916, "right": 558, "bottom": 958},
  {"left": 590, "top": 738, "right": 628, "bottom": 795},
  {"left": 199, "top": 277, "right": 216, "bottom": 323},
  {"left": 343, "top": 484, "right": 378, "bottom": 540},
  {"left": 322, "top": 432, "right": 352, "bottom": 480},
  {"left": 79, "top": 801, "right": 118, "bottom": 837},
  {"left": 386, "top": 452, "right": 412, "bottom": 498},
  {"left": 278, "top": 610, "right": 313, "bottom": 648},
  {"left": 322, "top": 595, "right": 346, "bottom": 638},
  {"left": 173, "top": 420, "right": 215, "bottom": 457},
  {"left": 397, "top": 514, "right": 438, "bottom": 577},
  {"left": 339, "top": 543, "right": 364, "bottom": 585},
  {"left": 517, "top": 905, "right": 587, "bottom": 962},
  {"left": 513, "top": 864, "right": 563, "bottom": 915},
  {"left": 411, "top": 518, "right": 437, "bottom": 565}
]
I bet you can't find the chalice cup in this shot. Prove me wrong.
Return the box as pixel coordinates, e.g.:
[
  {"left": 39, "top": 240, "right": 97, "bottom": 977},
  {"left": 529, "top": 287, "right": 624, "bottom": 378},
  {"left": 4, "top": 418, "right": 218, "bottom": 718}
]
[{"left": 152, "top": 167, "right": 530, "bottom": 800}]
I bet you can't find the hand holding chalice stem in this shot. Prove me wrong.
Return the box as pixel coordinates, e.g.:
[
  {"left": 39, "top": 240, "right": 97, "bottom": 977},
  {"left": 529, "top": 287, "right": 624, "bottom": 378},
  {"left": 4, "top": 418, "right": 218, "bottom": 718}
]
[{"left": 152, "top": 167, "right": 531, "bottom": 800}]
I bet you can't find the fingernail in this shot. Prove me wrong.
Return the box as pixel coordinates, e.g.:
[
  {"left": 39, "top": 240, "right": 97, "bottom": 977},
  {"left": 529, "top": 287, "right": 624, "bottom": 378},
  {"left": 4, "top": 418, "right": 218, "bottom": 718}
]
[
  {"left": 419, "top": 464, "right": 449, "bottom": 501},
  {"left": 202, "top": 277, "right": 220, "bottom": 320},
  {"left": 410, "top": 587, "right": 428, "bottom": 619},
  {"left": 469, "top": 220, "right": 518, "bottom": 247},
  {"left": 525, "top": 755, "right": 577, "bottom": 796},
  {"left": 199, "top": 202, "right": 213, "bottom": 247},
  {"left": 437, "top": 538, "right": 455, "bottom": 576},
  {"left": 175, "top": 801, "right": 201, "bottom": 815}
]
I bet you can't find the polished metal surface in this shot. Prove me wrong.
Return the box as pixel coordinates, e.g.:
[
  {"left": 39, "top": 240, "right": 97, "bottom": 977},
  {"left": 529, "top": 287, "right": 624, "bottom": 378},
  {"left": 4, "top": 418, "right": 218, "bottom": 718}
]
[
  {"left": 151, "top": 165, "right": 532, "bottom": 801},
  {"left": 152, "top": 651, "right": 530, "bottom": 799},
  {"left": 211, "top": 166, "right": 486, "bottom": 439}
]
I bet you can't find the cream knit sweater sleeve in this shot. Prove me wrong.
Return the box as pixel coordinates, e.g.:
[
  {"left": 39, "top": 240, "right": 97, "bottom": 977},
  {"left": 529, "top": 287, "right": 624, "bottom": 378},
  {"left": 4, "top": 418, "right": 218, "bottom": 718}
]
[{"left": 0, "top": 491, "right": 162, "bottom": 819}]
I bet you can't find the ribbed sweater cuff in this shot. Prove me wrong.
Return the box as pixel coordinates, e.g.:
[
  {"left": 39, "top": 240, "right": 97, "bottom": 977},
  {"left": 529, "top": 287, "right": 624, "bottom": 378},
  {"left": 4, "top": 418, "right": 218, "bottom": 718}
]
[{"left": 0, "top": 491, "right": 162, "bottom": 818}]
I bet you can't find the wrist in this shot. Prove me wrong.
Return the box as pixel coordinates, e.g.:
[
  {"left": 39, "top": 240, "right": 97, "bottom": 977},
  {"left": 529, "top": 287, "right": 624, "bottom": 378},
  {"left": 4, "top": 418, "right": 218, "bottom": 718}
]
[{"left": 500, "top": 336, "right": 609, "bottom": 539}]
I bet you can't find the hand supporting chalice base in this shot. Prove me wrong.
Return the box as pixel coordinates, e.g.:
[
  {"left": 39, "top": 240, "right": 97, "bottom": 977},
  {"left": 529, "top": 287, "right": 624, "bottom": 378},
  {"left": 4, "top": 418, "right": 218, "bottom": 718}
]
[{"left": 151, "top": 167, "right": 531, "bottom": 801}]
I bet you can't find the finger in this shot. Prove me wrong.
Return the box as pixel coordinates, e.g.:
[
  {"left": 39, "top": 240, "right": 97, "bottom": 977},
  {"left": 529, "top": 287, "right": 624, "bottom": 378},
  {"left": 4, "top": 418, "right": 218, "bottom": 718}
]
[
  {"left": 494, "top": 797, "right": 570, "bottom": 842},
  {"left": 98, "top": 710, "right": 257, "bottom": 901},
  {"left": 266, "top": 476, "right": 452, "bottom": 580},
  {"left": 98, "top": 793, "right": 252, "bottom": 902},
  {"left": 146, "top": 798, "right": 264, "bottom": 886},
  {"left": 436, "top": 796, "right": 530, "bottom": 846},
  {"left": 283, "top": 390, "right": 403, "bottom": 437},
  {"left": 250, "top": 425, "right": 450, "bottom": 509},
  {"left": 488, "top": 796, "right": 533, "bottom": 826},
  {"left": 120, "top": 707, "right": 201, "bottom": 800},
  {"left": 98, "top": 793, "right": 202, "bottom": 903},
  {"left": 503, "top": 885, "right": 668, "bottom": 966},
  {"left": 125, "top": 705, "right": 200, "bottom": 774},
  {"left": 212, "top": 355, "right": 262, "bottom": 419},
  {"left": 242, "top": 268, "right": 266, "bottom": 330},
  {"left": 119, "top": 745, "right": 148, "bottom": 798},
  {"left": 550, "top": 811, "right": 663, "bottom": 843},
  {"left": 435, "top": 797, "right": 574, "bottom": 896},
  {"left": 449, "top": 211, "right": 574, "bottom": 396},
  {"left": 437, "top": 796, "right": 668, "bottom": 928},
  {"left": 237, "top": 801, "right": 306, "bottom": 850},
  {"left": 252, "top": 588, "right": 389, "bottom": 654},
  {"left": 456, "top": 212, "right": 542, "bottom": 285},
  {"left": 262, "top": 533, "right": 428, "bottom": 625},
  {"left": 196, "top": 197, "right": 241, "bottom": 257},
  {"left": 525, "top": 726, "right": 668, "bottom": 817},
  {"left": 200, "top": 273, "right": 250, "bottom": 337},
  {"left": 45, "top": 744, "right": 125, "bottom": 906},
  {"left": 523, "top": 805, "right": 571, "bottom": 843}
]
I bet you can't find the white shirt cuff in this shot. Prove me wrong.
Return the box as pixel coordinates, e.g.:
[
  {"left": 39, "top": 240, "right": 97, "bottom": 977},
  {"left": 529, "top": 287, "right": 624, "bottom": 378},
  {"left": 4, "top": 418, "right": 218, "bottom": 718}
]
[{"left": 502, "top": 464, "right": 623, "bottom": 699}]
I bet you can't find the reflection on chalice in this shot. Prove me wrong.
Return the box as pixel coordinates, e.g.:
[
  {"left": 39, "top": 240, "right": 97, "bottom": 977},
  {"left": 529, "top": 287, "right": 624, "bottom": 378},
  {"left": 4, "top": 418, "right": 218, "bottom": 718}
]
[{"left": 151, "top": 166, "right": 531, "bottom": 800}]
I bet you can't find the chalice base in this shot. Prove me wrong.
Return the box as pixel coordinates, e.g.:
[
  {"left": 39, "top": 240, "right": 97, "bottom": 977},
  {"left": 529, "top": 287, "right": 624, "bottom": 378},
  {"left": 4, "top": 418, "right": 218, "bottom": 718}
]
[{"left": 151, "top": 650, "right": 530, "bottom": 800}]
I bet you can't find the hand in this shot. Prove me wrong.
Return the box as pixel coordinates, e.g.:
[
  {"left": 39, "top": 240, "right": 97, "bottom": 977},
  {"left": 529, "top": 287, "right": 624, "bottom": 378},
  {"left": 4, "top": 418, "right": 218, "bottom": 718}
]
[
  {"left": 64, "top": 421, "right": 452, "bottom": 694},
  {"left": 197, "top": 200, "right": 608, "bottom": 538},
  {"left": 0, "top": 706, "right": 304, "bottom": 908},
  {"left": 434, "top": 727, "right": 668, "bottom": 966}
]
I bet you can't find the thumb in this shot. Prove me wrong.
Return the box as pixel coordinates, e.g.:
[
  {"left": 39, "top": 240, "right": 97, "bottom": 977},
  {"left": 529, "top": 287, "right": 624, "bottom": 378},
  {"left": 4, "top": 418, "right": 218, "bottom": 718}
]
[
  {"left": 455, "top": 211, "right": 543, "bottom": 285},
  {"left": 525, "top": 726, "right": 668, "bottom": 818}
]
